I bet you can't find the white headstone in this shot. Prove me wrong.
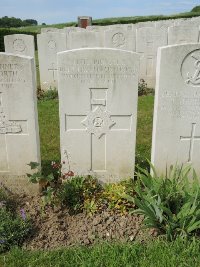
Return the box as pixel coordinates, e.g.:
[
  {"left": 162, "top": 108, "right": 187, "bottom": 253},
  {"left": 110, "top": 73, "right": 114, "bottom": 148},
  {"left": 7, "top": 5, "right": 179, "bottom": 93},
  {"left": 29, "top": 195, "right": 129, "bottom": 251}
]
[
  {"left": 136, "top": 21, "right": 155, "bottom": 28},
  {"left": 41, "top": 27, "right": 60, "bottom": 33},
  {"left": 168, "top": 26, "right": 199, "bottom": 45},
  {"left": 37, "top": 32, "right": 67, "bottom": 90},
  {"left": 58, "top": 48, "right": 139, "bottom": 182},
  {"left": 0, "top": 53, "right": 40, "bottom": 194},
  {"left": 175, "top": 18, "right": 200, "bottom": 27},
  {"left": 86, "top": 25, "right": 110, "bottom": 32},
  {"left": 61, "top": 27, "right": 85, "bottom": 34},
  {"left": 68, "top": 31, "right": 103, "bottom": 49},
  {"left": 152, "top": 44, "right": 200, "bottom": 175},
  {"left": 109, "top": 24, "right": 134, "bottom": 31},
  {"left": 4, "top": 34, "right": 35, "bottom": 58},
  {"left": 136, "top": 27, "right": 167, "bottom": 88},
  {"left": 155, "top": 20, "right": 174, "bottom": 30},
  {"left": 104, "top": 29, "right": 136, "bottom": 51}
]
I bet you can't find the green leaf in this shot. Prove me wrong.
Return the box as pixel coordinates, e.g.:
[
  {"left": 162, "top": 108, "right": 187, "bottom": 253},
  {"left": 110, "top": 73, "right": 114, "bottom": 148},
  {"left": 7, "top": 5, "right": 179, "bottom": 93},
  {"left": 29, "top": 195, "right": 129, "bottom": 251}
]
[{"left": 27, "top": 162, "right": 40, "bottom": 170}]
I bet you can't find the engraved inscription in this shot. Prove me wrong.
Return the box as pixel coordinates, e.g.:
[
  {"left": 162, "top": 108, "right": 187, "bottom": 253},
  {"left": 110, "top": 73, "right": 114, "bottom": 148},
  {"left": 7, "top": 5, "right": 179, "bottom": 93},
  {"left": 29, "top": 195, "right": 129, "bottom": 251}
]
[
  {"left": 93, "top": 117, "right": 103, "bottom": 127},
  {"left": 160, "top": 91, "right": 200, "bottom": 119},
  {"left": 13, "top": 39, "right": 26, "bottom": 52},
  {"left": 181, "top": 49, "right": 200, "bottom": 87},
  {"left": 48, "top": 40, "right": 56, "bottom": 50},
  {"left": 112, "top": 33, "right": 126, "bottom": 48},
  {"left": 58, "top": 58, "right": 137, "bottom": 84},
  {"left": 0, "top": 63, "right": 25, "bottom": 83},
  {"left": 180, "top": 123, "right": 200, "bottom": 162}
]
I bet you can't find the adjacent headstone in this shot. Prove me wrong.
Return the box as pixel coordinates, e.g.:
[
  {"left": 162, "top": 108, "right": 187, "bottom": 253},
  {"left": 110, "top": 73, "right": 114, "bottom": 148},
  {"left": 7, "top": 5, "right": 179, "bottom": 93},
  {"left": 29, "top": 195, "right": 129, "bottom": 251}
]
[
  {"left": 155, "top": 20, "right": 174, "bottom": 30},
  {"left": 104, "top": 29, "right": 136, "bottom": 51},
  {"left": 78, "top": 16, "right": 92, "bottom": 28},
  {"left": 4, "top": 34, "right": 35, "bottom": 58},
  {"left": 151, "top": 44, "right": 200, "bottom": 175},
  {"left": 0, "top": 53, "right": 40, "bottom": 194},
  {"left": 68, "top": 31, "right": 103, "bottom": 49},
  {"left": 41, "top": 27, "right": 60, "bottom": 33},
  {"left": 37, "top": 32, "right": 67, "bottom": 90},
  {"left": 136, "top": 27, "right": 167, "bottom": 88},
  {"left": 86, "top": 25, "right": 110, "bottom": 32},
  {"left": 136, "top": 21, "right": 155, "bottom": 28},
  {"left": 168, "top": 26, "right": 199, "bottom": 45},
  {"left": 109, "top": 24, "right": 134, "bottom": 31},
  {"left": 61, "top": 27, "right": 85, "bottom": 34},
  {"left": 58, "top": 48, "right": 139, "bottom": 182}
]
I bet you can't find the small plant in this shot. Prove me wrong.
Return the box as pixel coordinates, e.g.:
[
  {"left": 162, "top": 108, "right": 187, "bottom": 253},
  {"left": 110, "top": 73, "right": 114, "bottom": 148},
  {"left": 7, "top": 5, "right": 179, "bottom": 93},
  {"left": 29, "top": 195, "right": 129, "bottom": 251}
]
[
  {"left": 27, "top": 162, "right": 55, "bottom": 193},
  {"left": 138, "top": 79, "right": 154, "bottom": 96},
  {"left": 127, "top": 163, "right": 200, "bottom": 240},
  {"left": 37, "top": 87, "right": 58, "bottom": 101},
  {"left": 102, "top": 179, "right": 135, "bottom": 213},
  {"left": 0, "top": 205, "right": 32, "bottom": 253}
]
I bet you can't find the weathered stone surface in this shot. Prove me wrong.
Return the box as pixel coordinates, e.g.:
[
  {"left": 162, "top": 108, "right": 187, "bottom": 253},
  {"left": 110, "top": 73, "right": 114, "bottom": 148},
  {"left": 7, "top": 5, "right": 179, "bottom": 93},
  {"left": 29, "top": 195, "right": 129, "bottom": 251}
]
[
  {"left": 151, "top": 44, "right": 200, "bottom": 175},
  {"left": 68, "top": 31, "right": 103, "bottom": 49},
  {"left": 108, "top": 24, "right": 134, "bottom": 31},
  {"left": 4, "top": 34, "right": 35, "bottom": 57},
  {"left": 136, "top": 27, "right": 167, "bottom": 88},
  {"left": 86, "top": 25, "right": 110, "bottom": 32},
  {"left": 168, "top": 25, "right": 199, "bottom": 45},
  {"left": 155, "top": 20, "right": 174, "bottom": 30},
  {"left": 41, "top": 27, "right": 60, "bottom": 33},
  {"left": 61, "top": 27, "right": 85, "bottom": 34},
  {"left": 37, "top": 32, "right": 67, "bottom": 90},
  {"left": 0, "top": 53, "right": 40, "bottom": 194},
  {"left": 57, "top": 48, "right": 139, "bottom": 182}
]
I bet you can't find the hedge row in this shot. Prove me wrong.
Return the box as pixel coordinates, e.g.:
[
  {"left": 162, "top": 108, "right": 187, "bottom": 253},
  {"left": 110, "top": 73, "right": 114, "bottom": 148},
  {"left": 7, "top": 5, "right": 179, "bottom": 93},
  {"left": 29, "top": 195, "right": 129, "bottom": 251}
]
[
  {"left": 0, "top": 28, "right": 37, "bottom": 52},
  {"left": 92, "top": 12, "right": 200, "bottom": 26}
]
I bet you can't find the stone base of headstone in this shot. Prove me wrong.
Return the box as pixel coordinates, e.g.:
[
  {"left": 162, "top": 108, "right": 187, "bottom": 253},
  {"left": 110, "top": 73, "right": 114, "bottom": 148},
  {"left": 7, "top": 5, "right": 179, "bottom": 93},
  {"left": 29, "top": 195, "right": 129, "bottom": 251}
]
[{"left": 0, "top": 175, "right": 39, "bottom": 196}]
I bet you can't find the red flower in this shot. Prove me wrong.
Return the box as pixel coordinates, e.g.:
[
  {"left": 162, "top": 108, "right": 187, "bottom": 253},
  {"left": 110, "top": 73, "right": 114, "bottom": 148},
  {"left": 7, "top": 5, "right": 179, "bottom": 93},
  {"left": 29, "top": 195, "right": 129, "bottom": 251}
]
[{"left": 65, "top": 170, "right": 74, "bottom": 177}]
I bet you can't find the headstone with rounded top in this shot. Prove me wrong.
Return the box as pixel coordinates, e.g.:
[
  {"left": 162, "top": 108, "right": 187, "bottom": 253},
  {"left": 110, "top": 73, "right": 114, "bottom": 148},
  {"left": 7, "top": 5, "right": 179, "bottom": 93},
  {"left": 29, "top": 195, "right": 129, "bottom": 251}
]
[
  {"left": 37, "top": 32, "right": 67, "bottom": 90},
  {"left": 0, "top": 53, "right": 40, "bottom": 195},
  {"left": 4, "top": 34, "right": 35, "bottom": 58},
  {"left": 152, "top": 44, "right": 200, "bottom": 176},
  {"left": 57, "top": 48, "right": 139, "bottom": 182}
]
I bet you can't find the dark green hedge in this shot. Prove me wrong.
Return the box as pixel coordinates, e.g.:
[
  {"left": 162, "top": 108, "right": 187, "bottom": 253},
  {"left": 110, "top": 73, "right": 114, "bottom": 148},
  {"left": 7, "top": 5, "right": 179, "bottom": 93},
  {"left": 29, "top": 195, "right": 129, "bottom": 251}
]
[
  {"left": 92, "top": 12, "right": 200, "bottom": 26},
  {"left": 0, "top": 29, "right": 37, "bottom": 52}
]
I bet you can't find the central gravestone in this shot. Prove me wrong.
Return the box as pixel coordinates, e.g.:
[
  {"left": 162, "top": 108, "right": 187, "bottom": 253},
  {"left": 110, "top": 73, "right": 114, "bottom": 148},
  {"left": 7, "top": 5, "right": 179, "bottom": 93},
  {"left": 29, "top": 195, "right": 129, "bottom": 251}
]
[
  {"left": 152, "top": 44, "right": 200, "bottom": 175},
  {"left": 58, "top": 48, "right": 139, "bottom": 182}
]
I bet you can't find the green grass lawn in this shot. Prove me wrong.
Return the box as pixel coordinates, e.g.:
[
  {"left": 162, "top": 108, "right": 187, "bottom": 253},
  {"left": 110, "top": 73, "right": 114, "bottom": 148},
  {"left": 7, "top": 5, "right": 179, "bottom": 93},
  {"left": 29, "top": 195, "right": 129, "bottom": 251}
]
[
  {"left": 38, "top": 95, "right": 154, "bottom": 174},
  {"left": 1, "top": 239, "right": 200, "bottom": 267}
]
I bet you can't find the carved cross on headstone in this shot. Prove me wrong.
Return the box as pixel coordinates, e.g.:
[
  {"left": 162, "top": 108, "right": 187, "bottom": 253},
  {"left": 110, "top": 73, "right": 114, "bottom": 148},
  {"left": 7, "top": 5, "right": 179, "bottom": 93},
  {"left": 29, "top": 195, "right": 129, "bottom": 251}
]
[
  {"left": 65, "top": 88, "right": 132, "bottom": 172},
  {"left": 180, "top": 123, "right": 200, "bottom": 163},
  {"left": 48, "top": 63, "right": 57, "bottom": 82},
  {"left": 0, "top": 92, "right": 26, "bottom": 172}
]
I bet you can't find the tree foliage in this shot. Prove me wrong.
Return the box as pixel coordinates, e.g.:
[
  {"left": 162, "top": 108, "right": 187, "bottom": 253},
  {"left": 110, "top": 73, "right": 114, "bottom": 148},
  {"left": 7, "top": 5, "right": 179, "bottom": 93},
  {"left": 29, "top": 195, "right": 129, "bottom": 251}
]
[
  {"left": 0, "top": 16, "right": 38, "bottom": 28},
  {"left": 191, "top": 6, "right": 200, "bottom": 12}
]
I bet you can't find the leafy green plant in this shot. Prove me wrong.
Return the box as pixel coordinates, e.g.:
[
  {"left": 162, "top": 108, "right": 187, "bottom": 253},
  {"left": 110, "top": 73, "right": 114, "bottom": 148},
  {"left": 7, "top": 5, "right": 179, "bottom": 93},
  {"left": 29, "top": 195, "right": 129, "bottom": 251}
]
[
  {"left": 57, "top": 176, "right": 102, "bottom": 214},
  {"left": 0, "top": 206, "right": 32, "bottom": 253},
  {"left": 101, "top": 179, "right": 136, "bottom": 213},
  {"left": 138, "top": 79, "right": 154, "bottom": 96},
  {"left": 27, "top": 162, "right": 55, "bottom": 193},
  {"left": 57, "top": 176, "right": 85, "bottom": 213},
  {"left": 127, "top": 164, "right": 200, "bottom": 240},
  {"left": 37, "top": 87, "right": 58, "bottom": 101}
]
